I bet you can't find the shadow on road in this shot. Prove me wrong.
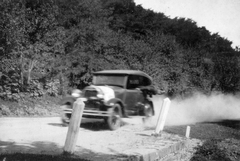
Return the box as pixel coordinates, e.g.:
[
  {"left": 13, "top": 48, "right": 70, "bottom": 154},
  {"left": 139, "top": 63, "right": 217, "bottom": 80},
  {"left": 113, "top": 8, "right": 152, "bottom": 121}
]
[
  {"left": 0, "top": 140, "right": 63, "bottom": 155},
  {"left": 48, "top": 123, "right": 67, "bottom": 127},
  {"left": 48, "top": 119, "right": 110, "bottom": 131},
  {"left": 80, "top": 121, "right": 110, "bottom": 131},
  {"left": 0, "top": 140, "right": 131, "bottom": 161},
  {"left": 48, "top": 121, "right": 110, "bottom": 131}
]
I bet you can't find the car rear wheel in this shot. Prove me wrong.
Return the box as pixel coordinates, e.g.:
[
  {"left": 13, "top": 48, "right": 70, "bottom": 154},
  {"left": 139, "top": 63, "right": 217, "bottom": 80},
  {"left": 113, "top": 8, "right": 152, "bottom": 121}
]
[
  {"left": 106, "top": 103, "right": 122, "bottom": 130},
  {"left": 144, "top": 102, "right": 154, "bottom": 117}
]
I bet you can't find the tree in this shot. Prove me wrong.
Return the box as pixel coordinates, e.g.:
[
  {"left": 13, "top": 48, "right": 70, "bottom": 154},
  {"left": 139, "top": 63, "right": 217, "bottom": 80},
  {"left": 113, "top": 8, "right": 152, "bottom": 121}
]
[{"left": 212, "top": 52, "right": 240, "bottom": 93}]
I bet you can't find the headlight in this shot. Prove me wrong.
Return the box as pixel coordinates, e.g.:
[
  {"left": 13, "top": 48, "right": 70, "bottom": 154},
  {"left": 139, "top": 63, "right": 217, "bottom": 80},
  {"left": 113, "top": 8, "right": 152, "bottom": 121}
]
[{"left": 71, "top": 89, "right": 82, "bottom": 97}]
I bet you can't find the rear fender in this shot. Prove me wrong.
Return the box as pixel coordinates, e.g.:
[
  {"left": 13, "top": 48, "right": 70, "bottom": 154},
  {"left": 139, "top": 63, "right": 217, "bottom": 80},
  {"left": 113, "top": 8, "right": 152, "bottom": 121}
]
[
  {"left": 148, "top": 101, "right": 155, "bottom": 115},
  {"left": 138, "top": 100, "right": 155, "bottom": 116},
  {"left": 144, "top": 99, "right": 155, "bottom": 116}
]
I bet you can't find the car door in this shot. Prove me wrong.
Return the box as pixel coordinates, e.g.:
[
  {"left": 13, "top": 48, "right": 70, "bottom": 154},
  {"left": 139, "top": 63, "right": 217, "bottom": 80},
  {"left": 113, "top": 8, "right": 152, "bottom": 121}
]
[{"left": 123, "top": 75, "right": 144, "bottom": 115}]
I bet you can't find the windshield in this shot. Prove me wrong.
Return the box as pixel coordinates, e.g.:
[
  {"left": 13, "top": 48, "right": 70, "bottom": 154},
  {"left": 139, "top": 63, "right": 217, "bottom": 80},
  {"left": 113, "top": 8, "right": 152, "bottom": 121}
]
[{"left": 92, "top": 75, "right": 126, "bottom": 87}]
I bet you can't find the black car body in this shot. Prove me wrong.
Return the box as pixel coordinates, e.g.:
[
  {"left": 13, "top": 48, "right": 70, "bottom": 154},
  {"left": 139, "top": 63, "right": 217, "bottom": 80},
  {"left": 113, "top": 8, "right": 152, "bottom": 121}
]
[{"left": 60, "top": 70, "right": 161, "bottom": 130}]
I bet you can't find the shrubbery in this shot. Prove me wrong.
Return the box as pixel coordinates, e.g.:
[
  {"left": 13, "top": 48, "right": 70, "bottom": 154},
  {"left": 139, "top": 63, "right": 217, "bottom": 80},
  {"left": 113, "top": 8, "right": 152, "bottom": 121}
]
[
  {"left": 0, "top": 0, "right": 240, "bottom": 109},
  {"left": 191, "top": 139, "right": 240, "bottom": 161},
  {"left": 0, "top": 95, "right": 61, "bottom": 117}
]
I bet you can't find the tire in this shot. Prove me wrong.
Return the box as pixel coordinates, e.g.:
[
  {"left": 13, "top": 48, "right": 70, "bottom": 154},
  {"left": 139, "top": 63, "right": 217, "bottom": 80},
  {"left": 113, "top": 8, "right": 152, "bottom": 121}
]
[
  {"left": 61, "top": 118, "right": 69, "bottom": 127},
  {"left": 106, "top": 103, "right": 122, "bottom": 130},
  {"left": 144, "top": 102, "right": 154, "bottom": 117},
  {"left": 60, "top": 96, "right": 76, "bottom": 124}
]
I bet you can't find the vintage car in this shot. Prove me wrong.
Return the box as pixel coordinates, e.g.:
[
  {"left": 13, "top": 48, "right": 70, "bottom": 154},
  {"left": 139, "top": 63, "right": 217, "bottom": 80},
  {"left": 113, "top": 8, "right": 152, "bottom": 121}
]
[{"left": 60, "top": 70, "right": 163, "bottom": 130}]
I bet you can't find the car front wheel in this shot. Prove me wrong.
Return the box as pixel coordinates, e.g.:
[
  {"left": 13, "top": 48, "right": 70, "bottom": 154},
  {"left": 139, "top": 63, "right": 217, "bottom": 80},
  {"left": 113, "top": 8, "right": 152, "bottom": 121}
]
[{"left": 106, "top": 103, "right": 122, "bottom": 130}]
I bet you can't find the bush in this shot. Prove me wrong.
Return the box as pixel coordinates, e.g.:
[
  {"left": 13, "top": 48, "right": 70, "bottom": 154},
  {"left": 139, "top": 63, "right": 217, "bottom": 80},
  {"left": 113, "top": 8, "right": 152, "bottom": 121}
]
[
  {"left": 0, "top": 105, "right": 12, "bottom": 116},
  {"left": 0, "top": 96, "right": 61, "bottom": 117},
  {"left": 191, "top": 139, "right": 232, "bottom": 161}
]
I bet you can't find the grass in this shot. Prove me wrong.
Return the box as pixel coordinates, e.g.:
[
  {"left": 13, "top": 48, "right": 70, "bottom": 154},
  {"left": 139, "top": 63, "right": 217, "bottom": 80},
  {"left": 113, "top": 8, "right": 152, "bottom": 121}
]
[
  {"left": 165, "top": 121, "right": 240, "bottom": 161},
  {"left": 165, "top": 121, "right": 240, "bottom": 140},
  {"left": 0, "top": 95, "right": 61, "bottom": 117}
]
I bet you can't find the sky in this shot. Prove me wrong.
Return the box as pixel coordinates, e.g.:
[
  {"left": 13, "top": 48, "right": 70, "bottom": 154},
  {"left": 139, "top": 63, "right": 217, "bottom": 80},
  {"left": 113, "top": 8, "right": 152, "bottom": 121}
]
[{"left": 134, "top": 0, "right": 240, "bottom": 48}]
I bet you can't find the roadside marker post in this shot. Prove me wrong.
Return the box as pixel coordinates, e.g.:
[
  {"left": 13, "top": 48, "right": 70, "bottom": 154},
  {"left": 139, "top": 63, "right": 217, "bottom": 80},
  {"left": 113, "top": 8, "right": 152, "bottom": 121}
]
[
  {"left": 63, "top": 98, "right": 85, "bottom": 154},
  {"left": 185, "top": 126, "right": 191, "bottom": 138},
  {"left": 154, "top": 97, "right": 171, "bottom": 134}
]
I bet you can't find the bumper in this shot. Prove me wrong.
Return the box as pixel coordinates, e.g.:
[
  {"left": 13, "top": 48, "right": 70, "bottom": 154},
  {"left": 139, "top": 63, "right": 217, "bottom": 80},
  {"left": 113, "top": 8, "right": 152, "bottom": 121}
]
[{"left": 61, "top": 101, "right": 111, "bottom": 123}]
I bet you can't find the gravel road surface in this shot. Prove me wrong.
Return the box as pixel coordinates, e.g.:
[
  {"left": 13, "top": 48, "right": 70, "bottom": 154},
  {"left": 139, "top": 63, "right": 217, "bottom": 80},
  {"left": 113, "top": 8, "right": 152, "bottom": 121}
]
[
  {"left": 0, "top": 116, "right": 197, "bottom": 160},
  {"left": 0, "top": 96, "right": 202, "bottom": 161}
]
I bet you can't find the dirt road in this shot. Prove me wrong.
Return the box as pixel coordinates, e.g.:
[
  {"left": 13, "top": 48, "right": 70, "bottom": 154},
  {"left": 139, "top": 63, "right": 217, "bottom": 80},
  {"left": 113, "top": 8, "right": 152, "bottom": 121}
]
[
  {"left": 0, "top": 117, "right": 68, "bottom": 154},
  {"left": 0, "top": 116, "right": 189, "bottom": 160},
  {"left": 0, "top": 96, "right": 196, "bottom": 160}
]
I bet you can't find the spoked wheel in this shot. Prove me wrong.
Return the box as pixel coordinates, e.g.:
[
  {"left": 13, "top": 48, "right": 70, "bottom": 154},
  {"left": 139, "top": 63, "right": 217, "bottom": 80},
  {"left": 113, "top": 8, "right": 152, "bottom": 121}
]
[
  {"left": 61, "top": 118, "right": 69, "bottom": 127},
  {"left": 106, "top": 103, "right": 122, "bottom": 130},
  {"left": 60, "top": 97, "right": 76, "bottom": 125},
  {"left": 142, "top": 102, "right": 154, "bottom": 123}
]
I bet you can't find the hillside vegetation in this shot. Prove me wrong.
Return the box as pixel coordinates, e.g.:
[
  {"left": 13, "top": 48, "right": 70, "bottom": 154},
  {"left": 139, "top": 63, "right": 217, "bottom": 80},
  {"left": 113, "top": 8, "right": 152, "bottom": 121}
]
[{"left": 0, "top": 0, "right": 240, "bottom": 115}]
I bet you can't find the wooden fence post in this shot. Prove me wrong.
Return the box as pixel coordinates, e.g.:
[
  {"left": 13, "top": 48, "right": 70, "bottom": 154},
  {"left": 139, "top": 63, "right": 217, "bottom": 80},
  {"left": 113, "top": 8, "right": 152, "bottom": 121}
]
[
  {"left": 154, "top": 97, "right": 171, "bottom": 134},
  {"left": 63, "top": 98, "right": 85, "bottom": 154}
]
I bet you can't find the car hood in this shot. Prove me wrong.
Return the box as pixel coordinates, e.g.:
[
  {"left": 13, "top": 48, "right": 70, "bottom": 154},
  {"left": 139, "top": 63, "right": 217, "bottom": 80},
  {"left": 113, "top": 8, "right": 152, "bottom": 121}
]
[
  {"left": 83, "top": 85, "right": 124, "bottom": 101},
  {"left": 98, "top": 85, "right": 125, "bottom": 93}
]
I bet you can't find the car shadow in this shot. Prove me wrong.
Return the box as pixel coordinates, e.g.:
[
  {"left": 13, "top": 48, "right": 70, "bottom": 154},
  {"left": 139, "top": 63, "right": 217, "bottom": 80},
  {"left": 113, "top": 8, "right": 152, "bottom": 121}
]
[
  {"left": 48, "top": 119, "right": 110, "bottom": 131},
  {"left": 80, "top": 121, "right": 110, "bottom": 131},
  {"left": 48, "top": 123, "right": 67, "bottom": 127}
]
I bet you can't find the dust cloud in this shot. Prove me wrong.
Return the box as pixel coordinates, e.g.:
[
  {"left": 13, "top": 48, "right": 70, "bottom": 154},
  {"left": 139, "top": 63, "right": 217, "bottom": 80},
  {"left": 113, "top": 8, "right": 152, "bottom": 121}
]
[{"left": 147, "top": 92, "right": 240, "bottom": 127}]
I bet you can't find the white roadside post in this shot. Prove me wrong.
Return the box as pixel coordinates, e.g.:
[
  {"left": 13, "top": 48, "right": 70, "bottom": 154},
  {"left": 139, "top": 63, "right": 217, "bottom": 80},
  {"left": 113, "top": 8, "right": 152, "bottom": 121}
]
[
  {"left": 185, "top": 126, "right": 191, "bottom": 138},
  {"left": 63, "top": 98, "right": 85, "bottom": 154},
  {"left": 154, "top": 97, "right": 171, "bottom": 135}
]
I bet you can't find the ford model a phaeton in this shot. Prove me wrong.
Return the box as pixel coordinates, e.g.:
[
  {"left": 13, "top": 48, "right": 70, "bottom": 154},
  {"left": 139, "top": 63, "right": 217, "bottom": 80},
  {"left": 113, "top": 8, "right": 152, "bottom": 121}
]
[{"left": 60, "top": 70, "right": 161, "bottom": 130}]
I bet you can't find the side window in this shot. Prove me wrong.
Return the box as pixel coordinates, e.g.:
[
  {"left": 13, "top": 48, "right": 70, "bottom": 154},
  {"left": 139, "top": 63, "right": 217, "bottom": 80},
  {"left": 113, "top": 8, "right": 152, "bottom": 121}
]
[
  {"left": 127, "top": 75, "right": 140, "bottom": 89},
  {"left": 127, "top": 75, "right": 151, "bottom": 89},
  {"left": 142, "top": 76, "right": 151, "bottom": 86}
]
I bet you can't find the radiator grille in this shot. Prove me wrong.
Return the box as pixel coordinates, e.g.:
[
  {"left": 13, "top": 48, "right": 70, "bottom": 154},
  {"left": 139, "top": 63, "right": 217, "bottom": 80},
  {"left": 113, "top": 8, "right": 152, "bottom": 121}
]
[{"left": 84, "top": 90, "right": 98, "bottom": 98}]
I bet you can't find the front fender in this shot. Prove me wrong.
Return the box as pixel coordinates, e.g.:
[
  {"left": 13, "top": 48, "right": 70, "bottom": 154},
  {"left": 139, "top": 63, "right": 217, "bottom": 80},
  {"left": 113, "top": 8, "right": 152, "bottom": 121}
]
[
  {"left": 59, "top": 96, "right": 77, "bottom": 107},
  {"left": 106, "top": 98, "right": 126, "bottom": 117}
]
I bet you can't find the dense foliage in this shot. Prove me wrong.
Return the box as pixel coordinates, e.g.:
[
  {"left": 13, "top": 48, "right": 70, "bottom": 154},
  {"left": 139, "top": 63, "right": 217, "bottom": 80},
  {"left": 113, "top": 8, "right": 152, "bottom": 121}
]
[
  {"left": 191, "top": 138, "right": 240, "bottom": 161},
  {"left": 0, "top": 0, "right": 240, "bottom": 101}
]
